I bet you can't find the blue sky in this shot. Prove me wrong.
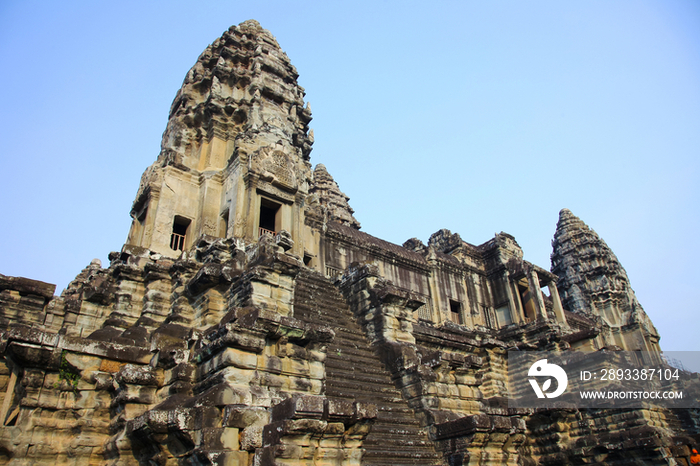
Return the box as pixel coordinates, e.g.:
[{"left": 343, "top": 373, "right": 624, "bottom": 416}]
[{"left": 1, "top": 1, "right": 698, "bottom": 351}]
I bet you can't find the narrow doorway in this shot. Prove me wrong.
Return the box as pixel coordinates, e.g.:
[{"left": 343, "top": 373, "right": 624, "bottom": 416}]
[{"left": 259, "top": 198, "right": 280, "bottom": 237}]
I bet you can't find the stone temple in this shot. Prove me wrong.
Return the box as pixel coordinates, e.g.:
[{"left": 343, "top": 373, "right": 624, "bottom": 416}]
[{"left": 0, "top": 20, "right": 697, "bottom": 465}]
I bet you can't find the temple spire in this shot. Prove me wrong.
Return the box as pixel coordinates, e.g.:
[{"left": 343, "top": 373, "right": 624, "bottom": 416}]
[
  {"left": 125, "top": 20, "right": 315, "bottom": 258},
  {"left": 309, "top": 164, "right": 360, "bottom": 229},
  {"left": 551, "top": 208, "right": 659, "bottom": 350}
]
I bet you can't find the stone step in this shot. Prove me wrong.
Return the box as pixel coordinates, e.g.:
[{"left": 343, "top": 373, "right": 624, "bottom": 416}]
[
  {"left": 363, "top": 459, "right": 443, "bottom": 466},
  {"left": 324, "top": 389, "right": 406, "bottom": 405},
  {"left": 362, "top": 447, "right": 443, "bottom": 462},
  {"left": 325, "top": 358, "right": 394, "bottom": 376},
  {"left": 324, "top": 366, "right": 396, "bottom": 387},
  {"left": 368, "top": 423, "right": 429, "bottom": 437},
  {"left": 325, "top": 378, "right": 401, "bottom": 396},
  {"left": 293, "top": 269, "right": 444, "bottom": 465},
  {"left": 327, "top": 330, "right": 372, "bottom": 344},
  {"left": 326, "top": 350, "right": 379, "bottom": 366},
  {"left": 364, "top": 436, "right": 437, "bottom": 449},
  {"left": 374, "top": 411, "right": 425, "bottom": 427},
  {"left": 325, "top": 344, "right": 379, "bottom": 361},
  {"left": 297, "top": 312, "right": 358, "bottom": 328}
]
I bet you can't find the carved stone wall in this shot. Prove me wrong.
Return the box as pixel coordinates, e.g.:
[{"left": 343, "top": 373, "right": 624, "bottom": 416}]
[{"left": 0, "top": 19, "right": 696, "bottom": 466}]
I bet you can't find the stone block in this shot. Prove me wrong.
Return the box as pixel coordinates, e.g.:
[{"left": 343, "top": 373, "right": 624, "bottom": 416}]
[
  {"left": 272, "top": 288, "right": 292, "bottom": 304},
  {"left": 219, "top": 365, "right": 255, "bottom": 386},
  {"left": 195, "top": 383, "right": 252, "bottom": 408},
  {"left": 251, "top": 283, "right": 272, "bottom": 299},
  {"left": 326, "top": 398, "right": 353, "bottom": 422},
  {"left": 273, "top": 443, "right": 303, "bottom": 459},
  {"left": 263, "top": 355, "right": 282, "bottom": 375},
  {"left": 271, "top": 395, "right": 324, "bottom": 422},
  {"left": 308, "top": 360, "right": 324, "bottom": 380},
  {"left": 324, "top": 422, "right": 345, "bottom": 436},
  {"left": 193, "top": 405, "right": 222, "bottom": 430},
  {"left": 285, "top": 376, "right": 320, "bottom": 393},
  {"left": 210, "top": 450, "right": 249, "bottom": 465},
  {"left": 353, "top": 402, "right": 378, "bottom": 421},
  {"left": 249, "top": 385, "right": 273, "bottom": 407},
  {"left": 240, "top": 425, "right": 263, "bottom": 451},
  {"left": 223, "top": 405, "right": 270, "bottom": 429},
  {"left": 201, "top": 427, "right": 239, "bottom": 451},
  {"left": 258, "top": 371, "right": 285, "bottom": 388},
  {"left": 281, "top": 358, "right": 309, "bottom": 377},
  {"left": 70, "top": 430, "right": 107, "bottom": 448}
]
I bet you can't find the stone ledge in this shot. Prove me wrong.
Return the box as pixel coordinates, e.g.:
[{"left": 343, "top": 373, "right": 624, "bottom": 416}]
[
  {"left": 432, "top": 413, "right": 526, "bottom": 441},
  {"left": 0, "top": 273, "right": 56, "bottom": 300},
  {"left": 0, "top": 325, "right": 152, "bottom": 364}
]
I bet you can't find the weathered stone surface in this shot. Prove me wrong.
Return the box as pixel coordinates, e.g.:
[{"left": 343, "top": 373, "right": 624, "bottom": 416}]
[
  {"left": 308, "top": 163, "right": 361, "bottom": 229},
  {"left": 0, "top": 19, "right": 691, "bottom": 466},
  {"left": 552, "top": 208, "right": 661, "bottom": 353}
]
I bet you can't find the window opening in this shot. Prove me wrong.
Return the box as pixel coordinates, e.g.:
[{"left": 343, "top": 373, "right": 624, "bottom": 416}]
[
  {"left": 496, "top": 305, "right": 512, "bottom": 327},
  {"left": 0, "top": 365, "right": 20, "bottom": 427},
  {"left": 137, "top": 206, "right": 147, "bottom": 224},
  {"left": 220, "top": 209, "right": 229, "bottom": 238},
  {"left": 415, "top": 302, "right": 432, "bottom": 322},
  {"left": 483, "top": 305, "right": 494, "bottom": 328},
  {"left": 449, "top": 300, "right": 463, "bottom": 325},
  {"left": 170, "top": 216, "right": 191, "bottom": 251},
  {"left": 259, "top": 198, "right": 280, "bottom": 237}
]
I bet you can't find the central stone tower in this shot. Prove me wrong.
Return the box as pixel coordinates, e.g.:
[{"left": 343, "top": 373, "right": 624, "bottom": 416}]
[{"left": 126, "top": 20, "right": 315, "bottom": 259}]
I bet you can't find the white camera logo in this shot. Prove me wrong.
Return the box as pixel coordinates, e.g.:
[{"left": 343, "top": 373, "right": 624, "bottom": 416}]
[{"left": 528, "top": 359, "right": 568, "bottom": 399}]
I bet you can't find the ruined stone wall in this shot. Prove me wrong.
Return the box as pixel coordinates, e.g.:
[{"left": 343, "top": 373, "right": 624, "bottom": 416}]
[
  {"left": 335, "top": 259, "right": 698, "bottom": 465},
  {"left": 0, "top": 235, "right": 384, "bottom": 465},
  {"left": 0, "top": 19, "right": 696, "bottom": 466}
]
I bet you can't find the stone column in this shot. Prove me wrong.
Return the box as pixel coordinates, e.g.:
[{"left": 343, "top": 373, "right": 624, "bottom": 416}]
[
  {"left": 504, "top": 272, "right": 523, "bottom": 325},
  {"left": 197, "top": 172, "right": 223, "bottom": 239},
  {"left": 528, "top": 270, "right": 547, "bottom": 321},
  {"left": 459, "top": 273, "right": 474, "bottom": 328},
  {"left": 426, "top": 248, "right": 442, "bottom": 323},
  {"left": 547, "top": 281, "right": 568, "bottom": 325}
]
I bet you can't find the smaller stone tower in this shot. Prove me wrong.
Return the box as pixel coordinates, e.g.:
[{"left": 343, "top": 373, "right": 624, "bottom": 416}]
[{"left": 551, "top": 208, "right": 660, "bottom": 352}]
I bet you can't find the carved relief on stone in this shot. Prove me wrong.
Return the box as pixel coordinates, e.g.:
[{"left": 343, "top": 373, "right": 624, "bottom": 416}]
[
  {"left": 252, "top": 147, "right": 297, "bottom": 192},
  {"left": 233, "top": 212, "right": 246, "bottom": 237},
  {"left": 202, "top": 220, "right": 217, "bottom": 235}
]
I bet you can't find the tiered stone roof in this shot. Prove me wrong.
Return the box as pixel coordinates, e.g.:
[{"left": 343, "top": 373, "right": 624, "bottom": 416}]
[
  {"left": 551, "top": 208, "right": 657, "bottom": 334},
  {"left": 309, "top": 164, "right": 361, "bottom": 229}
]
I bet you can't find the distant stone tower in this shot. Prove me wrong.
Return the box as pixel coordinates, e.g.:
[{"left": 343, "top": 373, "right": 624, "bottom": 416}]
[
  {"left": 308, "top": 164, "right": 360, "bottom": 229},
  {"left": 126, "top": 20, "right": 314, "bottom": 259},
  {"left": 551, "top": 208, "right": 660, "bottom": 352}
]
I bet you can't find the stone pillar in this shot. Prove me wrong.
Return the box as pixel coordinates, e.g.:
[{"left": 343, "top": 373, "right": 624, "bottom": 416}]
[
  {"left": 513, "top": 280, "right": 528, "bottom": 322},
  {"left": 291, "top": 192, "right": 305, "bottom": 258},
  {"left": 504, "top": 272, "right": 523, "bottom": 325},
  {"left": 196, "top": 172, "right": 223, "bottom": 239},
  {"left": 459, "top": 273, "right": 474, "bottom": 328},
  {"left": 528, "top": 270, "right": 547, "bottom": 321},
  {"left": 547, "top": 281, "right": 568, "bottom": 325},
  {"left": 426, "top": 248, "right": 442, "bottom": 323}
]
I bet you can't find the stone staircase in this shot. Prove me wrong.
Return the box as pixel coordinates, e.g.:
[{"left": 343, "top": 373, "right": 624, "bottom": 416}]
[{"left": 293, "top": 269, "right": 445, "bottom": 465}]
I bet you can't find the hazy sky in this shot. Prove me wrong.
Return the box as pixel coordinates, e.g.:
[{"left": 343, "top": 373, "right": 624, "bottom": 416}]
[{"left": 1, "top": 1, "right": 698, "bottom": 352}]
